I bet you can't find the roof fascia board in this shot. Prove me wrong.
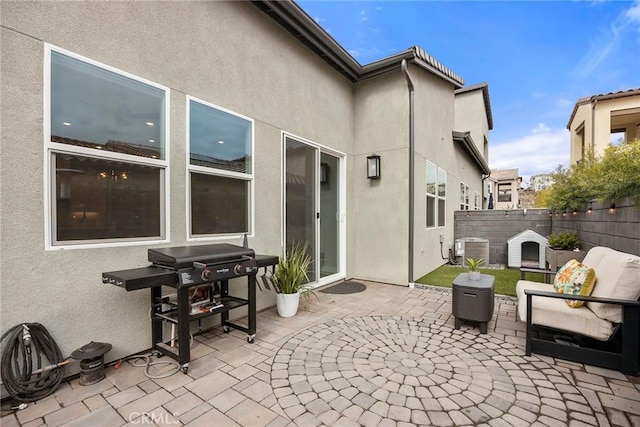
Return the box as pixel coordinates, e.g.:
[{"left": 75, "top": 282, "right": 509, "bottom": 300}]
[
  {"left": 252, "top": 1, "right": 466, "bottom": 87},
  {"left": 412, "top": 57, "right": 464, "bottom": 88},
  {"left": 252, "top": 0, "right": 361, "bottom": 81},
  {"left": 358, "top": 50, "right": 415, "bottom": 80},
  {"left": 452, "top": 131, "right": 491, "bottom": 175}
]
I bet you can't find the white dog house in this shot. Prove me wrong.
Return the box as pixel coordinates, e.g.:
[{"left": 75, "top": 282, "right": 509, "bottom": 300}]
[{"left": 507, "top": 229, "right": 548, "bottom": 269}]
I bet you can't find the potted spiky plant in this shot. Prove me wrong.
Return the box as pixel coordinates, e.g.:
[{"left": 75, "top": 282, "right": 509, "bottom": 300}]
[
  {"left": 465, "top": 258, "right": 485, "bottom": 281},
  {"left": 271, "top": 241, "right": 313, "bottom": 317}
]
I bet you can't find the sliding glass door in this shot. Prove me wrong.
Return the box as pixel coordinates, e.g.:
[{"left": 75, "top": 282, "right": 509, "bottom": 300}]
[{"left": 284, "top": 135, "right": 343, "bottom": 285}]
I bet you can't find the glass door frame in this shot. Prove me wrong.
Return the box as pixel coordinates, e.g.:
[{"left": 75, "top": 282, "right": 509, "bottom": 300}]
[{"left": 281, "top": 132, "right": 346, "bottom": 288}]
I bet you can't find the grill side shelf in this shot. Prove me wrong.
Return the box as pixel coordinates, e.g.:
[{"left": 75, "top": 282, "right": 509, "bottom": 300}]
[{"left": 102, "top": 267, "right": 177, "bottom": 291}]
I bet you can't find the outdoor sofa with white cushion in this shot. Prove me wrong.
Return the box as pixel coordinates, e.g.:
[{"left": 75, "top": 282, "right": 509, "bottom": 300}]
[{"left": 516, "top": 246, "right": 640, "bottom": 375}]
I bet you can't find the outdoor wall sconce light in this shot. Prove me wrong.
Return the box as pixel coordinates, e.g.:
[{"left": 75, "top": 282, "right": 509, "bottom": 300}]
[
  {"left": 587, "top": 202, "right": 593, "bottom": 215},
  {"left": 504, "top": 211, "right": 509, "bottom": 217},
  {"left": 562, "top": 210, "right": 567, "bottom": 217},
  {"left": 367, "top": 154, "right": 381, "bottom": 179},
  {"left": 572, "top": 209, "right": 578, "bottom": 216},
  {"left": 609, "top": 203, "right": 616, "bottom": 214},
  {"left": 320, "top": 163, "right": 328, "bottom": 184}
]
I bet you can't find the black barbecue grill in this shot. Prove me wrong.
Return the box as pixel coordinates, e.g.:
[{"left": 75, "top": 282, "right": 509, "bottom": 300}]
[{"left": 103, "top": 243, "right": 278, "bottom": 373}]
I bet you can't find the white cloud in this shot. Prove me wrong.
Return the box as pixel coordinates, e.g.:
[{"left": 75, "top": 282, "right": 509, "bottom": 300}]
[
  {"left": 531, "top": 123, "right": 551, "bottom": 133},
  {"left": 490, "top": 124, "right": 570, "bottom": 184},
  {"left": 573, "top": 0, "right": 640, "bottom": 77},
  {"left": 625, "top": 0, "right": 640, "bottom": 23}
]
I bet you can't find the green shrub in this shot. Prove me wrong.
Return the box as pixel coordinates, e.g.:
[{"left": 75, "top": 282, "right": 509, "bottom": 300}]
[
  {"left": 547, "top": 232, "right": 579, "bottom": 249},
  {"left": 545, "top": 139, "right": 640, "bottom": 211}
]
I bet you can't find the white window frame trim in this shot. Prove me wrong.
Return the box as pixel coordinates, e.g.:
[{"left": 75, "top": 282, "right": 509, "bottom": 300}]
[
  {"left": 186, "top": 95, "right": 255, "bottom": 241},
  {"left": 460, "top": 181, "right": 470, "bottom": 211},
  {"left": 425, "top": 160, "right": 437, "bottom": 229},
  {"left": 43, "top": 43, "right": 170, "bottom": 250},
  {"left": 437, "top": 167, "right": 446, "bottom": 228}
]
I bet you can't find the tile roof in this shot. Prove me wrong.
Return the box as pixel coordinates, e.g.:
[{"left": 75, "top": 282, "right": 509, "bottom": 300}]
[{"left": 567, "top": 88, "right": 640, "bottom": 129}]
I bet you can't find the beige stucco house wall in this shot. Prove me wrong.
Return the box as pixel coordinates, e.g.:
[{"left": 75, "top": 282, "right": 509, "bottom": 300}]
[
  {"left": 488, "top": 169, "right": 521, "bottom": 210},
  {"left": 1, "top": 0, "right": 493, "bottom": 369},
  {"left": 455, "top": 83, "right": 493, "bottom": 161},
  {"left": 567, "top": 89, "right": 640, "bottom": 165}
]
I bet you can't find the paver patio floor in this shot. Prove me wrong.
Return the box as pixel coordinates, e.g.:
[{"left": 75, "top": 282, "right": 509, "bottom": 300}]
[{"left": 2, "top": 281, "right": 639, "bottom": 426}]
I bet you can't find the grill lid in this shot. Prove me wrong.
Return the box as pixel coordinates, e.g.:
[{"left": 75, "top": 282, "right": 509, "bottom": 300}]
[{"left": 148, "top": 244, "right": 255, "bottom": 269}]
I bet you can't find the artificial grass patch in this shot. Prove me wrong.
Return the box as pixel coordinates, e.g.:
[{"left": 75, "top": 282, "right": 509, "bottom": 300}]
[{"left": 415, "top": 265, "right": 545, "bottom": 297}]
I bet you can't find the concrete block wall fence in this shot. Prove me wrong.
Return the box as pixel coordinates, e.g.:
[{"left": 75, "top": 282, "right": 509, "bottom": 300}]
[
  {"left": 453, "top": 208, "right": 551, "bottom": 265},
  {"left": 454, "top": 198, "right": 639, "bottom": 266},
  {"left": 551, "top": 197, "right": 639, "bottom": 257}
]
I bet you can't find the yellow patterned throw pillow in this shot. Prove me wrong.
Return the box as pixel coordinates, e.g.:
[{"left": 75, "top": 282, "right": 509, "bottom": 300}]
[
  {"left": 554, "top": 260, "right": 597, "bottom": 308},
  {"left": 553, "top": 259, "right": 579, "bottom": 292}
]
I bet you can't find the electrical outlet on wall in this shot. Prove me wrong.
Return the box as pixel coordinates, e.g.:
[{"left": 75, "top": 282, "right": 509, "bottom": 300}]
[{"left": 439, "top": 234, "right": 445, "bottom": 243}]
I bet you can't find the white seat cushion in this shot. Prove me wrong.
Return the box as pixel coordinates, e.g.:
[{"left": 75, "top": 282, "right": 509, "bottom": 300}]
[
  {"left": 516, "top": 280, "right": 614, "bottom": 341},
  {"left": 586, "top": 248, "right": 640, "bottom": 323}
]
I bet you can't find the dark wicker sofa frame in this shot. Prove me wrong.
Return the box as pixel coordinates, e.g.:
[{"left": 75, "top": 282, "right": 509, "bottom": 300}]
[{"left": 523, "top": 288, "right": 640, "bottom": 376}]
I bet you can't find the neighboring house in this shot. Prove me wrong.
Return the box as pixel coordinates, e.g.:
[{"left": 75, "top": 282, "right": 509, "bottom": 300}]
[
  {"left": 529, "top": 174, "right": 554, "bottom": 192},
  {"left": 488, "top": 169, "right": 522, "bottom": 209},
  {"left": 567, "top": 88, "right": 640, "bottom": 165},
  {"left": 454, "top": 83, "right": 493, "bottom": 210},
  {"left": 0, "top": 1, "right": 492, "bottom": 363}
]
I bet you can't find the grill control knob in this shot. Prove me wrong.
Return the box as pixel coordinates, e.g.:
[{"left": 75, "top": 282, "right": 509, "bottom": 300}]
[{"left": 234, "top": 264, "right": 243, "bottom": 275}]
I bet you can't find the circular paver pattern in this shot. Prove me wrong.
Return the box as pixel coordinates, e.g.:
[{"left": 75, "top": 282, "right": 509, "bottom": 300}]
[{"left": 272, "top": 316, "right": 596, "bottom": 426}]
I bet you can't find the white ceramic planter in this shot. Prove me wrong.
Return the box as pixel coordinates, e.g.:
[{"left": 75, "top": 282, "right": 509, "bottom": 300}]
[
  {"left": 276, "top": 292, "right": 300, "bottom": 318},
  {"left": 469, "top": 271, "right": 481, "bottom": 281}
]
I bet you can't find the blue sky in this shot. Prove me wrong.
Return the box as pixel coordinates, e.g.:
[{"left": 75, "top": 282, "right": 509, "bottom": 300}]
[{"left": 296, "top": 0, "right": 640, "bottom": 185}]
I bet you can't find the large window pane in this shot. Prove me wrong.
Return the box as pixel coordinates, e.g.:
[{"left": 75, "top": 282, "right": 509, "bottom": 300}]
[
  {"left": 426, "top": 162, "right": 436, "bottom": 195},
  {"left": 438, "top": 168, "right": 446, "bottom": 198},
  {"left": 51, "top": 51, "right": 165, "bottom": 159},
  {"left": 189, "top": 100, "right": 252, "bottom": 174},
  {"left": 191, "top": 173, "right": 249, "bottom": 235},
  {"left": 438, "top": 199, "right": 446, "bottom": 227},
  {"left": 498, "top": 183, "right": 512, "bottom": 202},
  {"left": 55, "top": 154, "right": 162, "bottom": 242},
  {"left": 426, "top": 196, "right": 435, "bottom": 228}
]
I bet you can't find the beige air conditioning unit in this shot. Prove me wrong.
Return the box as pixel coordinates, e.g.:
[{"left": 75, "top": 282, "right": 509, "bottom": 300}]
[{"left": 455, "top": 237, "right": 489, "bottom": 265}]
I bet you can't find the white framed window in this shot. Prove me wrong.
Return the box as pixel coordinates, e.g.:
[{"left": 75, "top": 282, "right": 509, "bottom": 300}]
[
  {"left": 437, "top": 167, "right": 446, "bottom": 227},
  {"left": 460, "top": 183, "right": 470, "bottom": 210},
  {"left": 187, "top": 97, "right": 254, "bottom": 238},
  {"left": 426, "top": 162, "right": 446, "bottom": 228},
  {"left": 45, "top": 45, "right": 169, "bottom": 249},
  {"left": 426, "top": 161, "right": 436, "bottom": 228},
  {"left": 498, "top": 182, "right": 512, "bottom": 202}
]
